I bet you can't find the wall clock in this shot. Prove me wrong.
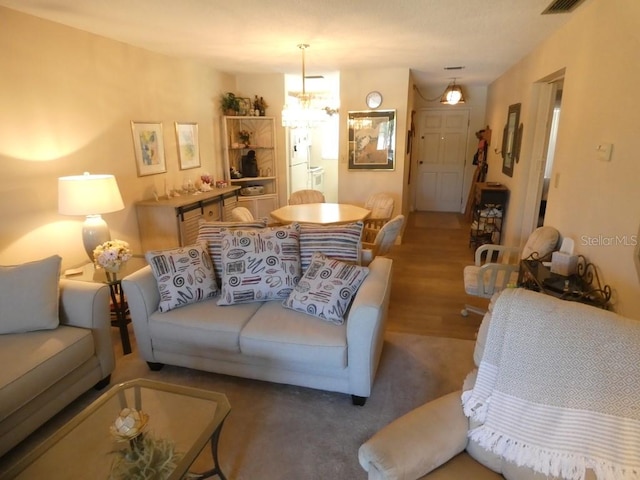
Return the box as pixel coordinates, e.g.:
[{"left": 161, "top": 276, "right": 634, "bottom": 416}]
[{"left": 366, "top": 91, "right": 383, "bottom": 109}]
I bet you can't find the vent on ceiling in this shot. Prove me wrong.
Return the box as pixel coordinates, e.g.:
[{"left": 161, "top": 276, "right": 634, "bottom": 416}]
[{"left": 542, "top": 0, "right": 587, "bottom": 14}]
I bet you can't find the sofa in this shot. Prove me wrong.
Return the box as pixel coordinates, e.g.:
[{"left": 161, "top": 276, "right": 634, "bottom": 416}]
[
  {"left": 0, "top": 256, "right": 115, "bottom": 457},
  {"left": 359, "top": 288, "right": 639, "bottom": 479},
  {"left": 122, "top": 222, "right": 393, "bottom": 405}
]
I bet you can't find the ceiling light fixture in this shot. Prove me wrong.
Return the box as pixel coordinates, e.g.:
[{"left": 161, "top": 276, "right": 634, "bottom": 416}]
[
  {"left": 440, "top": 78, "right": 466, "bottom": 105},
  {"left": 282, "top": 44, "right": 337, "bottom": 128}
]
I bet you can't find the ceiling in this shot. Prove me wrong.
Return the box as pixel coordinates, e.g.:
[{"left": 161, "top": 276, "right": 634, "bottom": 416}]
[{"left": 0, "top": 0, "right": 588, "bottom": 88}]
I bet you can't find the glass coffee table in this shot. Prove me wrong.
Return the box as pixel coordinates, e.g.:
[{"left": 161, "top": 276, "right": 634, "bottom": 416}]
[{"left": 5, "top": 379, "right": 230, "bottom": 480}]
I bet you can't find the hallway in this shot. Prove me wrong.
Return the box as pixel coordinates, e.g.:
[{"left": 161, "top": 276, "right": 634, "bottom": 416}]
[{"left": 385, "top": 211, "right": 487, "bottom": 340}]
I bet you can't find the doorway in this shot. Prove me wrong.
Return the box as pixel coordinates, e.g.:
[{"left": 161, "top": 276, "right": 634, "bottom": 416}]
[
  {"left": 521, "top": 74, "right": 564, "bottom": 239},
  {"left": 414, "top": 109, "right": 470, "bottom": 211},
  {"left": 538, "top": 81, "right": 563, "bottom": 226}
]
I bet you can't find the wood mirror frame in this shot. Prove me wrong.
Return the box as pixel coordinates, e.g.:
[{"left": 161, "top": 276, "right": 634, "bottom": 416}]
[{"left": 501, "top": 103, "right": 521, "bottom": 177}]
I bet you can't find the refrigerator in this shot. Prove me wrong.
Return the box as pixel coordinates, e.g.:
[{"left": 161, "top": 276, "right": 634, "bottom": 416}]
[{"left": 288, "top": 128, "right": 310, "bottom": 196}]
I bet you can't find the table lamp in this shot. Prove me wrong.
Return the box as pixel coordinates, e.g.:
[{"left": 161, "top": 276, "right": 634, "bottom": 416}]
[{"left": 58, "top": 172, "right": 125, "bottom": 260}]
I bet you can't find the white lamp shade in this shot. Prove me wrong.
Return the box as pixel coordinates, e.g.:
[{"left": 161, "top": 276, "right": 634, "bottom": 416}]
[{"left": 58, "top": 173, "right": 124, "bottom": 215}]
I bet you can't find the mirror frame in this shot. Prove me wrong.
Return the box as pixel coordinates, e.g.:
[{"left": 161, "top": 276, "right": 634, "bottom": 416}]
[{"left": 501, "top": 103, "right": 521, "bottom": 177}]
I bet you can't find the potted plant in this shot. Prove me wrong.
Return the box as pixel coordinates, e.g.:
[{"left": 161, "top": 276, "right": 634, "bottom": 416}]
[{"left": 220, "top": 92, "right": 240, "bottom": 116}]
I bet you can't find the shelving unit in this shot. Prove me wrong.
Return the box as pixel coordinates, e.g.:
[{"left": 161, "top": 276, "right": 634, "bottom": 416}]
[
  {"left": 222, "top": 116, "right": 279, "bottom": 218},
  {"left": 469, "top": 182, "right": 509, "bottom": 249}
]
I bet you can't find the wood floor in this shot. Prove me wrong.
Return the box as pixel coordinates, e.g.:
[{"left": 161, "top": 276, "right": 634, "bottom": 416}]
[{"left": 384, "top": 211, "right": 488, "bottom": 341}]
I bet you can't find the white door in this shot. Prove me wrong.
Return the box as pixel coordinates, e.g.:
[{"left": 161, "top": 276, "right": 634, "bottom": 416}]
[{"left": 415, "top": 109, "right": 469, "bottom": 211}]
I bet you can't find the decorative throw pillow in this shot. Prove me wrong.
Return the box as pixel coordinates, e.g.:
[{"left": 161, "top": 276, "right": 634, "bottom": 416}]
[
  {"left": 299, "top": 221, "right": 364, "bottom": 271},
  {"left": 282, "top": 251, "right": 369, "bottom": 324},
  {"left": 217, "top": 224, "right": 301, "bottom": 305},
  {"left": 145, "top": 242, "right": 217, "bottom": 312},
  {"left": 0, "top": 255, "right": 61, "bottom": 334},
  {"left": 196, "top": 219, "right": 267, "bottom": 283}
]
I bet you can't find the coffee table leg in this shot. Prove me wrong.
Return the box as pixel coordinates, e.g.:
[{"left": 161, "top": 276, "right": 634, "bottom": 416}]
[{"left": 191, "top": 419, "right": 226, "bottom": 479}]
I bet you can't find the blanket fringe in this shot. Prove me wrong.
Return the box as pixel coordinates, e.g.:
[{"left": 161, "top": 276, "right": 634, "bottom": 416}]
[
  {"left": 461, "top": 389, "right": 488, "bottom": 422},
  {"left": 468, "top": 426, "right": 640, "bottom": 480}
]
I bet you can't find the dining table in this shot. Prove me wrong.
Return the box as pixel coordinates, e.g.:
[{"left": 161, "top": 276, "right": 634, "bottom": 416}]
[{"left": 270, "top": 202, "right": 370, "bottom": 225}]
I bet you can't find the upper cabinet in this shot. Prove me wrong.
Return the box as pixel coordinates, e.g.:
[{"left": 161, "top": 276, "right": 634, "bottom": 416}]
[{"left": 222, "top": 116, "right": 279, "bottom": 218}]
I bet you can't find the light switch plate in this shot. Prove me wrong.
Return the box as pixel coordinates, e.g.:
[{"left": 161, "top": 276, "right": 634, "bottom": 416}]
[{"left": 596, "top": 142, "right": 613, "bottom": 161}]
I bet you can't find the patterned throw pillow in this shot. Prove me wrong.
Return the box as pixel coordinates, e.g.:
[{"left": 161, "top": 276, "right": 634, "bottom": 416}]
[
  {"left": 145, "top": 242, "right": 217, "bottom": 312},
  {"left": 196, "top": 219, "right": 267, "bottom": 283},
  {"left": 299, "top": 221, "right": 364, "bottom": 271},
  {"left": 217, "top": 224, "right": 301, "bottom": 306},
  {"left": 282, "top": 251, "right": 369, "bottom": 324}
]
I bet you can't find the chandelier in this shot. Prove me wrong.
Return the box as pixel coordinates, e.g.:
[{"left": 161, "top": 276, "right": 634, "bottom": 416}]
[{"left": 282, "top": 44, "right": 337, "bottom": 128}]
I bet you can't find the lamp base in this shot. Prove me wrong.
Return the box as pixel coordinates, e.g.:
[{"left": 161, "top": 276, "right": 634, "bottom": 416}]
[{"left": 83, "top": 215, "right": 111, "bottom": 261}]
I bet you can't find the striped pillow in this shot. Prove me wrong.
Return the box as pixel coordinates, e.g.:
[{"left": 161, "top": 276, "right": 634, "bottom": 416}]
[
  {"left": 299, "top": 221, "right": 364, "bottom": 271},
  {"left": 196, "top": 219, "right": 267, "bottom": 282}
]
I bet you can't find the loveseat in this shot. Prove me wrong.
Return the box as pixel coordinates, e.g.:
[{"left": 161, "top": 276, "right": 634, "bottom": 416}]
[
  {"left": 0, "top": 256, "right": 115, "bottom": 457},
  {"left": 359, "top": 288, "right": 639, "bottom": 479},
  {"left": 122, "top": 221, "right": 393, "bottom": 405}
]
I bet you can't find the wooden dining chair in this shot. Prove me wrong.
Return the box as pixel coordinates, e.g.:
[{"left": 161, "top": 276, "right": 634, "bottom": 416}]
[
  {"left": 229, "top": 206, "right": 255, "bottom": 222},
  {"left": 289, "top": 189, "right": 325, "bottom": 205},
  {"left": 361, "top": 214, "right": 405, "bottom": 266},
  {"left": 362, "top": 193, "right": 395, "bottom": 242}
]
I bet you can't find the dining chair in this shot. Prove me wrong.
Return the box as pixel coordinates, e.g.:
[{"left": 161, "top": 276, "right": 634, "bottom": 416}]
[
  {"left": 461, "top": 225, "right": 561, "bottom": 316},
  {"left": 362, "top": 193, "right": 395, "bottom": 242},
  {"left": 229, "top": 206, "right": 255, "bottom": 222},
  {"left": 361, "top": 215, "right": 405, "bottom": 266},
  {"left": 289, "top": 189, "right": 325, "bottom": 205}
]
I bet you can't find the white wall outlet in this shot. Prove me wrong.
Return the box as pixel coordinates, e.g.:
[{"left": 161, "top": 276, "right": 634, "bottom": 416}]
[{"left": 596, "top": 142, "right": 613, "bottom": 161}]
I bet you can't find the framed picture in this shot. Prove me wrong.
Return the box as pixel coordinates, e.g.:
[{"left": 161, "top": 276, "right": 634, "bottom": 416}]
[
  {"left": 238, "top": 97, "right": 252, "bottom": 116},
  {"left": 348, "top": 110, "right": 396, "bottom": 170},
  {"left": 131, "top": 121, "right": 166, "bottom": 176},
  {"left": 175, "top": 122, "right": 201, "bottom": 170}
]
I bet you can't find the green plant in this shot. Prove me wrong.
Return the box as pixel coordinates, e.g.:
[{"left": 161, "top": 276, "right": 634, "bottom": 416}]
[
  {"left": 220, "top": 92, "right": 240, "bottom": 114},
  {"left": 109, "top": 434, "right": 187, "bottom": 480}
]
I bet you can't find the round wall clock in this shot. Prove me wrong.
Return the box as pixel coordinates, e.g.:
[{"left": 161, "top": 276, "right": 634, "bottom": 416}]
[{"left": 366, "top": 91, "right": 383, "bottom": 109}]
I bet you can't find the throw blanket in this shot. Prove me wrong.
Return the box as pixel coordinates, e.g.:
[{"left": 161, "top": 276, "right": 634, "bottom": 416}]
[{"left": 462, "top": 288, "right": 640, "bottom": 480}]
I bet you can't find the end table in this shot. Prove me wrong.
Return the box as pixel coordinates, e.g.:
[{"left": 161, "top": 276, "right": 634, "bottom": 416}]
[{"left": 64, "top": 256, "right": 148, "bottom": 354}]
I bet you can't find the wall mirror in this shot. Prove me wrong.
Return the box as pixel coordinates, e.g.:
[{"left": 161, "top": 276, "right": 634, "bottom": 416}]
[{"left": 501, "top": 103, "right": 521, "bottom": 177}]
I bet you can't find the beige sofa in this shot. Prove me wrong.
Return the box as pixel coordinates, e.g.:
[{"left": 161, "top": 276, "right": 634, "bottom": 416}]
[
  {"left": 0, "top": 276, "right": 115, "bottom": 457},
  {"left": 122, "top": 256, "right": 393, "bottom": 405},
  {"left": 359, "top": 289, "right": 638, "bottom": 479}
]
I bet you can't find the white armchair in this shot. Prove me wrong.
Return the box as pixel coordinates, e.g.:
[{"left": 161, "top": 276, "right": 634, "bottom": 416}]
[{"left": 461, "top": 226, "right": 560, "bottom": 316}]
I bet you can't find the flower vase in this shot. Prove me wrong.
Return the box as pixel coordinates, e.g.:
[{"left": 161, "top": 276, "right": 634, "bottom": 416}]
[{"left": 104, "top": 263, "right": 126, "bottom": 283}]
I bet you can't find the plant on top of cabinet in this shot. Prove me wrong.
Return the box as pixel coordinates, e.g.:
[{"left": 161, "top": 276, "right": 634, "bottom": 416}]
[{"left": 220, "top": 92, "right": 240, "bottom": 116}]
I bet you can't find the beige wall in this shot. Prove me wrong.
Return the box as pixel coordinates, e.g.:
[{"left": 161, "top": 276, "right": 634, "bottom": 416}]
[
  {"left": 485, "top": 0, "right": 640, "bottom": 318},
  {"left": 0, "top": 7, "right": 235, "bottom": 270},
  {"left": 338, "top": 68, "right": 411, "bottom": 220}
]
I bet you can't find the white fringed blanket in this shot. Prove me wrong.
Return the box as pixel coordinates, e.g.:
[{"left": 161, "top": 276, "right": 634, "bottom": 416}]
[{"left": 462, "top": 288, "right": 640, "bottom": 480}]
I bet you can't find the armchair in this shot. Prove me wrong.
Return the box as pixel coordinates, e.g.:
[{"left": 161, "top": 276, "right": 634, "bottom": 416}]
[
  {"left": 360, "top": 288, "right": 635, "bottom": 480},
  {"left": 461, "top": 226, "right": 560, "bottom": 316}
]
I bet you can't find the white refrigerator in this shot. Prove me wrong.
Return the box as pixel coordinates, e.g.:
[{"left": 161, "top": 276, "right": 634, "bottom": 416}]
[{"left": 288, "top": 128, "right": 311, "bottom": 196}]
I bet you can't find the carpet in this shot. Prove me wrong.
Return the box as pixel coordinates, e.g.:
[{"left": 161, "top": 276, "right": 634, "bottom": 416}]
[{"left": 0, "top": 332, "right": 475, "bottom": 479}]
